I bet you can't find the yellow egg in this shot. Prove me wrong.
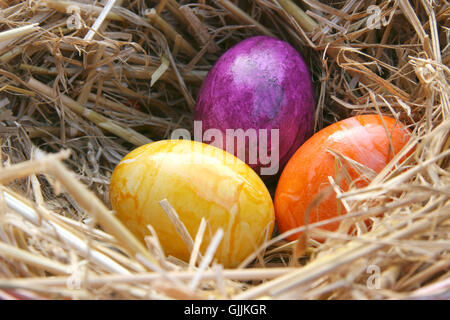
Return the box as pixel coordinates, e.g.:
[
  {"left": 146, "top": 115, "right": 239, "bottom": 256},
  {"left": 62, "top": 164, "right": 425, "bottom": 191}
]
[{"left": 109, "top": 139, "right": 275, "bottom": 267}]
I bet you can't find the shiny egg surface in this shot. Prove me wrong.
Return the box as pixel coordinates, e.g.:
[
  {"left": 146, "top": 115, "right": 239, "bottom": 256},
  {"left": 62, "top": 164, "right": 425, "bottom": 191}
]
[{"left": 109, "top": 140, "right": 275, "bottom": 267}]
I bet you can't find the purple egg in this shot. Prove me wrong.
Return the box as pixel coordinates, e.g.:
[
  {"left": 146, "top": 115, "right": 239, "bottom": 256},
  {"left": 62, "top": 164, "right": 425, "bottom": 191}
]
[{"left": 194, "top": 36, "right": 315, "bottom": 177}]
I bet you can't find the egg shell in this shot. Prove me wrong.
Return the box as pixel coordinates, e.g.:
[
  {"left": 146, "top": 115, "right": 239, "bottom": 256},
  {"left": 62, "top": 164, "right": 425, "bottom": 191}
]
[
  {"left": 195, "top": 35, "right": 315, "bottom": 177},
  {"left": 274, "top": 115, "right": 412, "bottom": 241},
  {"left": 109, "top": 140, "right": 275, "bottom": 268}
]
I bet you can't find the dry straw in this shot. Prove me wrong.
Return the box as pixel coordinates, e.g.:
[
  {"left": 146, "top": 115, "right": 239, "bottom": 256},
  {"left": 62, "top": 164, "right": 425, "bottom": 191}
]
[{"left": 0, "top": 0, "right": 448, "bottom": 300}]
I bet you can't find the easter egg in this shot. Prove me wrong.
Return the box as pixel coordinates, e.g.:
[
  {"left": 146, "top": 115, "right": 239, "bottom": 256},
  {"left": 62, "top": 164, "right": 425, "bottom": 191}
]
[
  {"left": 274, "top": 115, "right": 411, "bottom": 241},
  {"left": 109, "top": 140, "right": 275, "bottom": 267},
  {"left": 195, "top": 35, "right": 315, "bottom": 178}
]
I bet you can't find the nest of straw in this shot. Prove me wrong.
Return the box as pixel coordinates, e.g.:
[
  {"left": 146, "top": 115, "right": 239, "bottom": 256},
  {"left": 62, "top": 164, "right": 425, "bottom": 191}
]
[{"left": 0, "top": 0, "right": 448, "bottom": 300}]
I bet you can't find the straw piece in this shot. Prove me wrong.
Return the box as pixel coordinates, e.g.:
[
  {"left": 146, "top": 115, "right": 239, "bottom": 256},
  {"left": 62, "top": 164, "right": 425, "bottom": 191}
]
[
  {"left": 76, "top": 0, "right": 124, "bottom": 111},
  {"left": 19, "top": 63, "right": 78, "bottom": 76},
  {"left": 189, "top": 218, "right": 206, "bottom": 268},
  {"left": 0, "top": 24, "right": 38, "bottom": 42},
  {"left": 24, "top": 126, "right": 81, "bottom": 139},
  {"left": 26, "top": 77, "right": 151, "bottom": 146},
  {"left": 306, "top": 10, "right": 346, "bottom": 33},
  {"left": 217, "top": 0, "right": 276, "bottom": 37},
  {"left": 2, "top": 189, "right": 132, "bottom": 274},
  {"left": 0, "top": 47, "right": 22, "bottom": 64},
  {"left": 120, "top": 65, "right": 207, "bottom": 83},
  {"left": 312, "top": 0, "right": 357, "bottom": 41},
  {"left": 84, "top": 0, "right": 118, "bottom": 41},
  {"left": 160, "top": 0, "right": 191, "bottom": 27},
  {"left": 0, "top": 282, "right": 91, "bottom": 299},
  {"left": 87, "top": 93, "right": 146, "bottom": 115},
  {"left": 179, "top": 6, "right": 219, "bottom": 53},
  {"left": 0, "top": 150, "right": 70, "bottom": 185},
  {"left": 0, "top": 267, "right": 296, "bottom": 288},
  {"left": 396, "top": 258, "right": 450, "bottom": 291},
  {"left": 302, "top": 0, "right": 348, "bottom": 19},
  {"left": 86, "top": 93, "right": 171, "bottom": 129},
  {"left": 408, "top": 278, "right": 450, "bottom": 299},
  {"left": 145, "top": 9, "right": 198, "bottom": 59},
  {"left": 47, "top": 160, "right": 159, "bottom": 267},
  {"left": 159, "top": 199, "right": 194, "bottom": 253},
  {"left": 44, "top": 0, "right": 124, "bottom": 22},
  {"left": 155, "top": 0, "right": 168, "bottom": 14},
  {"left": 165, "top": 49, "right": 196, "bottom": 112},
  {"left": 189, "top": 229, "right": 224, "bottom": 291},
  {"left": 77, "top": 43, "right": 106, "bottom": 105},
  {"left": 237, "top": 195, "right": 428, "bottom": 269},
  {"left": 398, "top": 0, "right": 431, "bottom": 55},
  {"left": 0, "top": 84, "right": 35, "bottom": 96},
  {"left": 277, "top": 0, "right": 319, "bottom": 33},
  {"left": 234, "top": 203, "right": 450, "bottom": 299},
  {"left": 150, "top": 56, "right": 170, "bottom": 87},
  {"left": 336, "top": 49, "right": 411, "bottom": 101},
  {"left": 0, "top": 242, "right": 70, "bottom": 275}
]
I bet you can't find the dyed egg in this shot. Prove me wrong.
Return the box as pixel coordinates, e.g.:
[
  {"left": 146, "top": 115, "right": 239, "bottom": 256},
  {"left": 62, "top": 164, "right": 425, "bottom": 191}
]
[
  {"left": 274, "top": 115, "right": 411, "bottom": 241},
  {"left": 195, "top": 35, "right": 315, "bottom": 178},
  {"left": 109, "top": 140, "right": 275, "bottom": 267}
]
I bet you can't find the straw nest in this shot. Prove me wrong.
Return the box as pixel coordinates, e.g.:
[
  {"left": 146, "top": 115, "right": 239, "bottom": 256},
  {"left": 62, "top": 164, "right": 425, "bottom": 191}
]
[{"left": 0, "top": 0, "right": 448, "bottom": 300}]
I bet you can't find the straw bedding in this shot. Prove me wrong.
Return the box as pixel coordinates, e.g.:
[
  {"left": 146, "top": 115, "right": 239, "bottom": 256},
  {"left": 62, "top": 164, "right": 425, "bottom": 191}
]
[{"left": 0, "top": 0, "right": 448, "bottom": 299}]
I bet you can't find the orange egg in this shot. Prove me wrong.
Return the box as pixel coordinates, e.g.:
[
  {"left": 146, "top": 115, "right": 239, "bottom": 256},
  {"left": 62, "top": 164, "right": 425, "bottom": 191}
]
[{"left": 274, "top": 115, "right": 411, "bottom": 241}]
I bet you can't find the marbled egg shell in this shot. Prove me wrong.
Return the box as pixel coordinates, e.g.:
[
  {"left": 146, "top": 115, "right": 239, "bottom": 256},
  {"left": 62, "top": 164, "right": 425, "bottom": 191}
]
[
  {"left": 195, "top": 35, "right": 315, "bottom": 177},
  {"left": 109, "top": 140, "right": 275, "bottom": 267},
  {"left": 274, "top": 115, "right": 412, "bottom": 241}
]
